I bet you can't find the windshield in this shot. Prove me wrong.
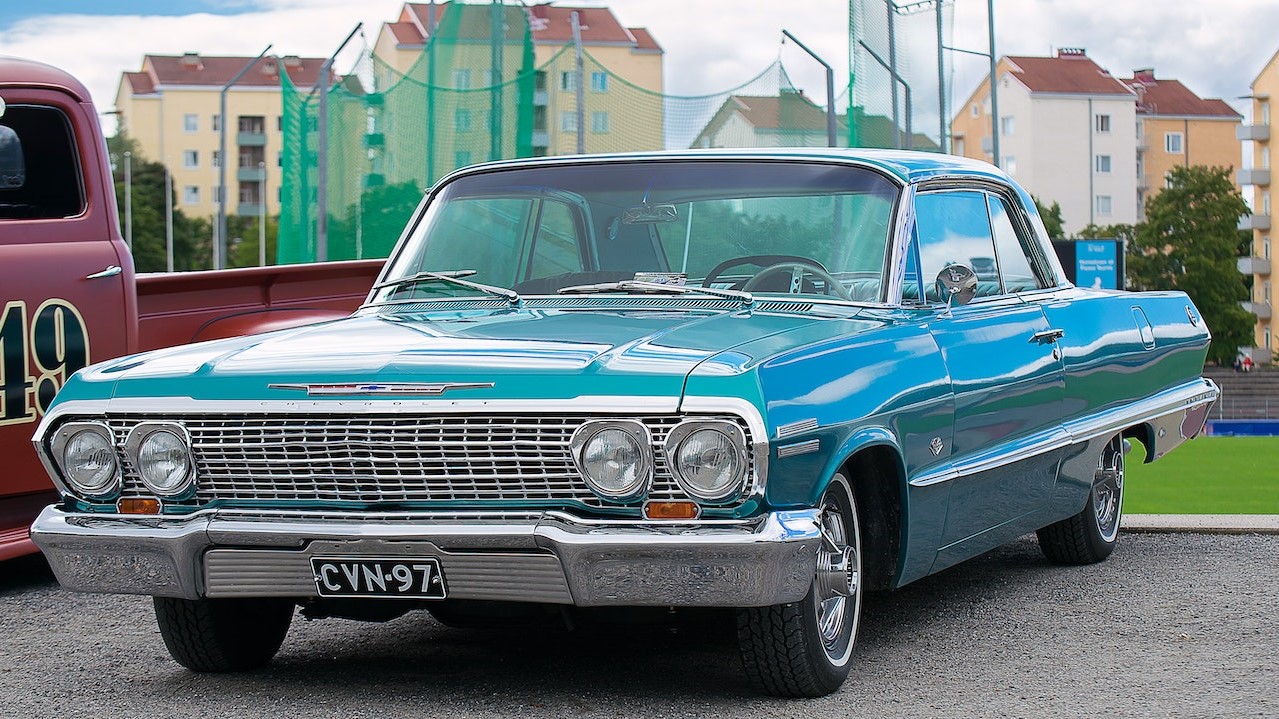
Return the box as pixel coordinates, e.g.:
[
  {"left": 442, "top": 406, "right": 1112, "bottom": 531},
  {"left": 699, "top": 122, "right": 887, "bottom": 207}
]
[{"left": 371, "top": 160, "right": 900, "bottom": 305}]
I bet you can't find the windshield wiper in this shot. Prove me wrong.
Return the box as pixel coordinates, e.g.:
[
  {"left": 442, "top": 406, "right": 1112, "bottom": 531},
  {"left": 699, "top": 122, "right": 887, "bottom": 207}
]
[
  {"left": 372, "top": 269, "right": 520, "bottom": 304},
  {"left": 558, "top": 280, "right": 753, "bottom": 306}
]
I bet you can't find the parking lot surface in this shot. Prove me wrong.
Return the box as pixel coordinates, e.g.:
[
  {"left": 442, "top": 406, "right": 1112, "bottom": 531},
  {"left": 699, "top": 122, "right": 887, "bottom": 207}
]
[{"left": 1, "top": 533, "right": 1274, "bottom": 718}]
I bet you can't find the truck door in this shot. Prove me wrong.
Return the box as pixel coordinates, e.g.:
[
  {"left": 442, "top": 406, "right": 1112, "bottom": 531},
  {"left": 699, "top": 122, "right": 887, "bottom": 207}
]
[{"left": 0, "top": 89, "right": 131, "bottom": 497}]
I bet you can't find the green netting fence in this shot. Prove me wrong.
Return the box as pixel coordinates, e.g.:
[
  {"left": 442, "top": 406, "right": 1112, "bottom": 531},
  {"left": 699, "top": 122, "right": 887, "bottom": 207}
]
[{"left": 280, "top": 0, "right": 945, "bottom": 264}]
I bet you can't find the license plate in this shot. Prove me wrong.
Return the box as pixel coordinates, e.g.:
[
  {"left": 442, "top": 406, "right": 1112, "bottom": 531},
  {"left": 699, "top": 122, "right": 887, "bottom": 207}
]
[{"left": 311, "top": 557, "right": 447, "bottom": 599}]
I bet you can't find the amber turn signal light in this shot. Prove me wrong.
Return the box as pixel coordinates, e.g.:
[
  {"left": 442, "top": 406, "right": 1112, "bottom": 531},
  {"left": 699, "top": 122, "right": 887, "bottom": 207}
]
[
  {"left": 117, "top": 498, "right": 161, "bottom": 515},
  {"left": 643, "top": 500, "right": 700, "bottom": 520}
]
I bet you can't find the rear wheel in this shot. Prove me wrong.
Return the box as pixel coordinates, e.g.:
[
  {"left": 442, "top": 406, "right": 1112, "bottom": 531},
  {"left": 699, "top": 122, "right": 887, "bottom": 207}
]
[
  {"left": 154, "top": 596, "right": 294, "bottom": 672},
  {"left": 737, "top": 474, "right": 861, "bottom": 697},
  {"left": 1038, "top": 435, "right": 1125, "bottom": 564}
]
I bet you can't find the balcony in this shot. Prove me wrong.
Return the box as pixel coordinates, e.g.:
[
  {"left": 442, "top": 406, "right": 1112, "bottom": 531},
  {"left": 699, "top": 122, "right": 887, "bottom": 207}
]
[
  {"left": 1239, "top": 214, "right": 1271, "bottom": 231},
  {"left": 532, "top": 130, "right": 549, "bottom": 148},
  {"left": 237, "top": 131, "right": 267, "bottom": 147},
  {"left": 1237, "top": 124, "right": 1270, "bottom": 142},
  {"left": 1237, "top": 168, "right": 1271, "bottom": 186},
  {"left": 1238, "top": 256, "right": 1272, "bottom": 276},
  {"left": 237, "top": 166, "right": 265, "bottom": 182},
  {"left": 236, "top": 202, "right": 265, "bottom": 217},
  {"left": 1242, "top": 301, "right": 1273, "bottom": 320}
]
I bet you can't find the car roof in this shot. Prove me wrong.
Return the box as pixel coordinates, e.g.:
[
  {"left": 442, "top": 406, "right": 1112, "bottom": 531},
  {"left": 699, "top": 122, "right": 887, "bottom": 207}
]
[{"left": 0, "top": 56, "right": 91, "bottom": 102}]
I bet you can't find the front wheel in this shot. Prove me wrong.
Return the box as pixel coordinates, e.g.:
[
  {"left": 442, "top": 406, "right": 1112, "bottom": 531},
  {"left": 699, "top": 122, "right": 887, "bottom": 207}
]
[
  {"left": 1037, "top": 434, "right": 1125, "bottom": 564},
  {"left": 736, "top": 474, "right": 862, "bottom": 697},
  {"left": 154, "top": 596, "right": 294, "bottom": 672}
]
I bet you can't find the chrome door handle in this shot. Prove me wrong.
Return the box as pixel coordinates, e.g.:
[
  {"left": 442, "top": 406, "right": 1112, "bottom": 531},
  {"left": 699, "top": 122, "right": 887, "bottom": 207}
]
[
  {"left": 85, "top": 265, "right": 122, "bottom": 280},
  {"left": 1030, "top": 328, "right": 1065, "bottom": 343}
]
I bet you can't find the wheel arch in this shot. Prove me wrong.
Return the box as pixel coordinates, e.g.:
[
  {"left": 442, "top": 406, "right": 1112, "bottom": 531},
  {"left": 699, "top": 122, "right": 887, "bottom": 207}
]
[{"left": 820, "top": 428, "right": 907, "bottom": 592}]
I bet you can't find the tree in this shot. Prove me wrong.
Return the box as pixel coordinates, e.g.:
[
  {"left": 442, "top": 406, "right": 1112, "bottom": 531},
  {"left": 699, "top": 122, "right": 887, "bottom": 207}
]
[
  {"left": 1126, "top": 165, "right": 1253, "bottom": 365},
  {"left": 105, "top": 133, "right": 211, "bottom": 272},
  {"left": 227, "top": 214, "right": 279, "bottom": 268},
  {"left": 1032, "top": 196, "right": 1065, "bottom": 240}
]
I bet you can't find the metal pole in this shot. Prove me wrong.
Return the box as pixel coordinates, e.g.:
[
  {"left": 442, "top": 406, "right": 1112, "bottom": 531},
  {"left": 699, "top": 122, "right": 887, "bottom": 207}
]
[
  {"left": 858, "top": 40, "right": 912, "bottom": 150},
  {"left": 317, "top": 23, "right": 363, "bottom": 263},
  {"left": 886, "top": 0, "right": 900, "bottom": 149},
  {"left": 219, "top": 44, "right": 272, "bottom": 270},
  {"left": 936, "top": 0, "right": 947, "bottom": 153},
  {"left": 782, "top": 30, "right": 837, "bottom": 147},
  {"left": 571, "top": 11, "right": 585, "bottom": 154},
  {"left": 123, "top": 151, "right": 132, "bottom": 248},
  {"left": 427, "top": 2, "right": 436, "bottom": 184},
  {"left": 490, "top": 0, "right": 503, "bottom": 161},
  {"left": 164, "top": 161, "right": 174, "bottom": 272},
  {"left": 258, "top": 161, "right": 267, "bottom": 266},
  {"left": 987, "top": 0, "right": 1000, "bottom": 167}
]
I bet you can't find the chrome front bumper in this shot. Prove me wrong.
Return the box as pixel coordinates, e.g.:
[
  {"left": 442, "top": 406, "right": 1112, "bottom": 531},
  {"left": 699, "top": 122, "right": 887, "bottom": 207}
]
[{"left": 30, "top": 506, "right": 822, "bottom": 607}]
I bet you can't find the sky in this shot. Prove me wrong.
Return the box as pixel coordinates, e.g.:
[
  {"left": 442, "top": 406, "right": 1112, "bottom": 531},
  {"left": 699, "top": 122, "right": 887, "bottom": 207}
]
[{"left": 2, "top": 0, "right": 1277, "bottom": 138}]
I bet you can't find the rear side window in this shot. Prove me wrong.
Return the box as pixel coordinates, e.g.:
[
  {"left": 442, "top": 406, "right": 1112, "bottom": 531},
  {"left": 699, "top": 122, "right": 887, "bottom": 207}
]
[{"left": 0, "top": 104, "right": 84, "bottom": 219}]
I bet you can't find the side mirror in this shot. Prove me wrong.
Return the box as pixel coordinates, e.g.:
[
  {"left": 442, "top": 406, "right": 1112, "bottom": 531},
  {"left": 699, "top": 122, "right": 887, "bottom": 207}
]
[
  {"left": 935, "top": 263, "right": 977, "bottom": 308},
  {"left": 0, "top": 125, "right": 25, "bottom": 189}
]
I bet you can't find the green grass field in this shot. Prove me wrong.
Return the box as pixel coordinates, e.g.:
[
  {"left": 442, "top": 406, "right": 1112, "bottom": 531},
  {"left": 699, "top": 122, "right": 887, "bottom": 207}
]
[{"left": 1124, "top": 436, "right": 1278, "bottom": 514}]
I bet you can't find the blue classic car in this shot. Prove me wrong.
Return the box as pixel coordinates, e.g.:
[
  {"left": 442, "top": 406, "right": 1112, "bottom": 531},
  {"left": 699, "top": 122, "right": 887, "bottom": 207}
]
[{"left": 31, "top": 150, "right": 1217, "bottom": 697}]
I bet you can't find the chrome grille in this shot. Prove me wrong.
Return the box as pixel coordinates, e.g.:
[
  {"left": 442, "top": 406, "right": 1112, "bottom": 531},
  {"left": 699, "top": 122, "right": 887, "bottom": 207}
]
[{"left": 108, "top": 413, "right": 751, "bottom": 509}]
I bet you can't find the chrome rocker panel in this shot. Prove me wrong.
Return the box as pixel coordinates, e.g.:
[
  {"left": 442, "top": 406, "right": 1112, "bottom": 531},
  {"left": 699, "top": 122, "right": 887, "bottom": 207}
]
[{"left": 30, "top": 507, "right": 823, "bottom": 608}]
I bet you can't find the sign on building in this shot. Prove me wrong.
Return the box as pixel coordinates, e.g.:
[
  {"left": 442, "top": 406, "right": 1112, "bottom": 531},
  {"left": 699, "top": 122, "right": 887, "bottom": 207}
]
[{"left": 1051, "top": 239, "right": 1125, "bottom": 290}]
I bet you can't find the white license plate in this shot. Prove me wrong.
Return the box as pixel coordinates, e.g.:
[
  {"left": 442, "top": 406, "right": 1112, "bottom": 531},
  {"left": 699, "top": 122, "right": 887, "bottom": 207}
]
[{"left": 311, "top": 557, "right": 447, "bottom": 599}]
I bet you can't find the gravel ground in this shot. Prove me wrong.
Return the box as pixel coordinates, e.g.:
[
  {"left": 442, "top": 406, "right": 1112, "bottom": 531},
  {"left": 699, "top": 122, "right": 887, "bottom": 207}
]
[{"left": 1, "top": 533, "right": 1275, "bottom": 719}]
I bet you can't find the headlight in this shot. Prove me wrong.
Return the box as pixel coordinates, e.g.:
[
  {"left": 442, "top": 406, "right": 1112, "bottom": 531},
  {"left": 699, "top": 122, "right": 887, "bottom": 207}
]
[
  {"left": 570, "top": 420, "right": 652, "bottom": 501},
  {"left": 666, "top": 421, "right": 748, "bottom": 502},
  {"left": 50, "top": 422, "right": 120, "bottom": 498},
  {"left": 125, "top": 423, "right": 195, "bottom": 497}
]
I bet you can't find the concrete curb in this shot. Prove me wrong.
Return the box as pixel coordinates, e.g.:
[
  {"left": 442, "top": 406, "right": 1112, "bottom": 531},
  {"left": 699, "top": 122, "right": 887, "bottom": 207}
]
[{"left": 1121, "top": 514, "right": 1279, "bottom": 535}]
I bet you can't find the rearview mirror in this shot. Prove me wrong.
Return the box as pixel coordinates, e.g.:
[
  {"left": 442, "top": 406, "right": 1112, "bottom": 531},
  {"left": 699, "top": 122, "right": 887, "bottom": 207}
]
[{"left": 622, "top": 203, "right": 678, "bottom": 224}]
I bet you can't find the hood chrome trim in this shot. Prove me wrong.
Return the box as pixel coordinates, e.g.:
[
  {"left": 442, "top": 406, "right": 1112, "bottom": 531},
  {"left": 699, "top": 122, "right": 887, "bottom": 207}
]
[{"left": 267, "top": 382, "right": 495, "bottom": 397}]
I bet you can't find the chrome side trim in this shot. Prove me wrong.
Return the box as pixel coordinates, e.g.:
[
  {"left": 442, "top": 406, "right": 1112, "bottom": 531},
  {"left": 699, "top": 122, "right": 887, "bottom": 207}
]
[
  {"left": 777, "top": 439, "right": 821, "bottom": 458},
  {"left": 776, "top": 418, "right": 818, "bottom": 439},
  {"left": 909, "top": 378, "right": 1219, "bottom": 488}
]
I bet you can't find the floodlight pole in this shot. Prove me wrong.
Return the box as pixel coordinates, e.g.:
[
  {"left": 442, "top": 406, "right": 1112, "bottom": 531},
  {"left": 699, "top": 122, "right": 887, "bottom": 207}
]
[
  {"left": 782, "top": 30, "right": 837, "bottom": 147},
  {"left": 885, "top": 0, "right": 901, "bottom": 149},
  {"left": 987, "top": 0, "right": 1000, "bottom": 167},
  {"left": 258, "top": 161, "right": 267, "bottom": 266},
  {"left": 218, "top": 44, "right": 272, "bottom": 270},
  {"left": 936, "top": 1, "right": 947, "bottom": 152},
  {"left": 123, "top": 151, "right": 132, "bottom": 249},
  {"left": 316, "top": 23, "right": 363, "bottom": 263},
  {"left": 571, "top": 11, "right": 585, "bottom": 154}
]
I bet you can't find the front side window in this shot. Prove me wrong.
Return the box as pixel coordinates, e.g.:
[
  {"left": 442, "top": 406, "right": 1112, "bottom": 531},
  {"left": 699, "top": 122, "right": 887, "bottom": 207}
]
[
  {"left": 374, "top": 161, "right": 899, "bottom": 303},
  {"left": 914, "top": 191, "right": 1000, "bottom": 302},
  {"left": 0, "top": 104, "right": 84, "bottom": 220}
]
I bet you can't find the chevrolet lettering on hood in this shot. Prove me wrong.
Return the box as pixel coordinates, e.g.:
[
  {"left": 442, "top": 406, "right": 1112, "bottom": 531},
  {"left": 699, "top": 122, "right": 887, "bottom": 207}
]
[{"left": 30, "top": 150, "right": 1217, "bottom": 697}]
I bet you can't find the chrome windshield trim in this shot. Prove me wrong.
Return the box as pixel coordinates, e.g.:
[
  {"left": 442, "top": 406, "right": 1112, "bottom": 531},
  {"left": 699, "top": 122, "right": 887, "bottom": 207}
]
[
  {"left": 886, "top": 182, "right": 917, "bottom": 306},
  {"left": 909, "top": 378, "right": 1220, "bottom": 488}
]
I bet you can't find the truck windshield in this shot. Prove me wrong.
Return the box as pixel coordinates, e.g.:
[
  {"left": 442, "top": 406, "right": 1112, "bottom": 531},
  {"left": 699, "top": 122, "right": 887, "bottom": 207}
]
[{"left": 371, "top": 160, "right": 900, "bottom": 305}]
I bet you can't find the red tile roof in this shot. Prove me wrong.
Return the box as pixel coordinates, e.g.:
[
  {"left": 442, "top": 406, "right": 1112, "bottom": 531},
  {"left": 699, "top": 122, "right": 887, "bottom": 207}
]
[
  {"left": 140, "top": 54, "right": 329, "bottom": 89},
  {"left": 730, "top": 94, "right": 827, "bottom": 130},
  {"left": 1005, "top": 49, "right": 1133, "bottom": 96},
  {"left": 1124, "top": 70, "right": 1241, "bottom": 118},
  {"left": 394, "top": 2, "right": 660, "bottom": 50},
  {"left": 124, "top": 71, "right": 155, "bottom": 95}
]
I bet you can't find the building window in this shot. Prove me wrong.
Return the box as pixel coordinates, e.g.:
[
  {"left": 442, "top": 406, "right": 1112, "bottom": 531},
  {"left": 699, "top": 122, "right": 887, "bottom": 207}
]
[
  {"left": 182, "top": 185, "right": 199, "bottom": 204},
  {"left": 1000, "top": 116, "right": 1014, "bottom": 136},
  {"left": 183, "top": 113, "right": 198, "bottom": 133},
  {"left": 561, "top": 111, "right": 578, "bottom": 133},
  {"left": 1264, "top": 237, "right": 1271, "bottom": 259},
  {"left": 590, "top": 71, "right": 608, "bottom": 93},
  {"left": 276, "top": 115, "right": 283, "bottom": 132},
  {"left": 212, "top": 150, "right": 220, "bottom": 168},
  {"left": 1265, "top": 280, "right": 1272, "bottom": 303},
  {"left": 1095, "top": 114, "right": 1111, "bottom": 133},
  {"left": 1095, "top": 154, "right": 1112, "bottom": 173},
  {"left": 970, "top": 103, "right": 979, "bottom": 117},
  {"left": 455, "top": 151, "right": 472, "bottom": 168},
  {"left": 955, "top": 137, "right": 965, "bottom": 156},
  {"left": 183, "top": 150, "right": 199, "bottom": 169},
  {"left": 452, "top": 69, "right": 471, "bottom": 89},
  {"left": 561, "top": 71, "right": 581, "bottom": 91},
  {"left": 1263, "top": 101, "right": 1271, "bottom": 125},
  {"left": 591, "top": 111, "right": 610, "bottom": 134},
  {"left": 211, "top": 114, "right": 221, "bottom": 132},
  {"left": 1165, "top": 132, "right": 1184, "bottom": 154},
  {"left": 1002, "top": 155, "right": 1016, "bottom": 174},
  {"left": 1165, "top": 172, "right": 1174, "bottom": 189},
  {"left": 1266, "top": 327, "right": 1272, "bottom": 349},
  {"left": 212, "top": 186, "right": 223, "bottom": 203},
  {"left": 277, "top": 150, "right": 283, "bottom": 168},
  {"left": 455, "top": 109, "right": 472, "bottom": 132},
  {"left": 1265, "top": 193, "right": 1271, "bottom": 215},
  {"left": 1096, "top": 195, "right": 1113, "bottom": 215}
]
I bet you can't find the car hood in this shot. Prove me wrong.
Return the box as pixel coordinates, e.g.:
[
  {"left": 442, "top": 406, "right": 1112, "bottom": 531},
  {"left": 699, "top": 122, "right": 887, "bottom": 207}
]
[{"left": 71, "top": 305, "right": 874, "bottom": 405}]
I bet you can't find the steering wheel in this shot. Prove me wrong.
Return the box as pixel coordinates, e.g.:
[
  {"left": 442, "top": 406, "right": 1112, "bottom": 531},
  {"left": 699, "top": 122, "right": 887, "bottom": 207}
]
[
  {"left": 741, "top": 261, "right": 853, "bottom": 301},
  {"left": 702, "top": 254, "right": 820, "bottom": 289}
]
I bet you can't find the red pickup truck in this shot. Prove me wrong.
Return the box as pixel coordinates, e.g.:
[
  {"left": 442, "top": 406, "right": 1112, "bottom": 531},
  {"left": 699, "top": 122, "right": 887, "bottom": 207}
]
[{"left": 0, "top": 58, "right": 382, "bottom": 560}]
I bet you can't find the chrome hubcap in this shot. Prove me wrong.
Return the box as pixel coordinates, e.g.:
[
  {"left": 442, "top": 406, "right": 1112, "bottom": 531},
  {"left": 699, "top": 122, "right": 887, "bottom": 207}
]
[
  {"left": 1093, "top": 438, "right": 1124, "bottom": 542},
  {"left": 815, "top": 497, "right": 859, "bottom": 648}
]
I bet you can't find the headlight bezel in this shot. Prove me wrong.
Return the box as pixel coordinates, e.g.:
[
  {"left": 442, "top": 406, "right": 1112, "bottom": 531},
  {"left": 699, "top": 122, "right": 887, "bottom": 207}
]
[
  {"left": 49, "top": 421, "right": 121, "bottom": 499},
  {"left": 664, "top": 420, "right": 749, "bottom": 503},
  {"left": 569, "top": 419, "right": 653, "bottom": 502},
  {"left": 124, "top": 422, "right": 196, "bottom": 498}
]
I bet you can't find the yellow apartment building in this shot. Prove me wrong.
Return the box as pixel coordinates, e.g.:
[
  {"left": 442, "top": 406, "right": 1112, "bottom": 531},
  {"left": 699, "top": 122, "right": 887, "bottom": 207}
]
[
  {"left": 1124, "top": 68, "right": 1242, "bottom": 214},
  {"left": 373, "top": 2, "right": 663, "bottom": 163},
  {"left": 1240, "top": 50, "right": 1279, "bottom": 364},
  {"left": 115, "top": 53, "right": 327, "bottom": 219}
]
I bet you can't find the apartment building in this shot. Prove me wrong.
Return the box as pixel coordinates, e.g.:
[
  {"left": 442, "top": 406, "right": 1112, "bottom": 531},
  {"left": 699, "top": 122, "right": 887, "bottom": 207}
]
[
  {"left": 1124, "top": 68, "right": 1241, "bottom": 213},
  {"left": 373, "top": 2, "right": 663, "bottom": 158},
  {"left": 115, "top": 53, "right": 327, "bottom": 218},
  {"left": 951, "top": 49, "right": 1139, "bottom": 235},
  {"left": 1240, "top": 50, "right": 1278, "bottom": 363}
]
